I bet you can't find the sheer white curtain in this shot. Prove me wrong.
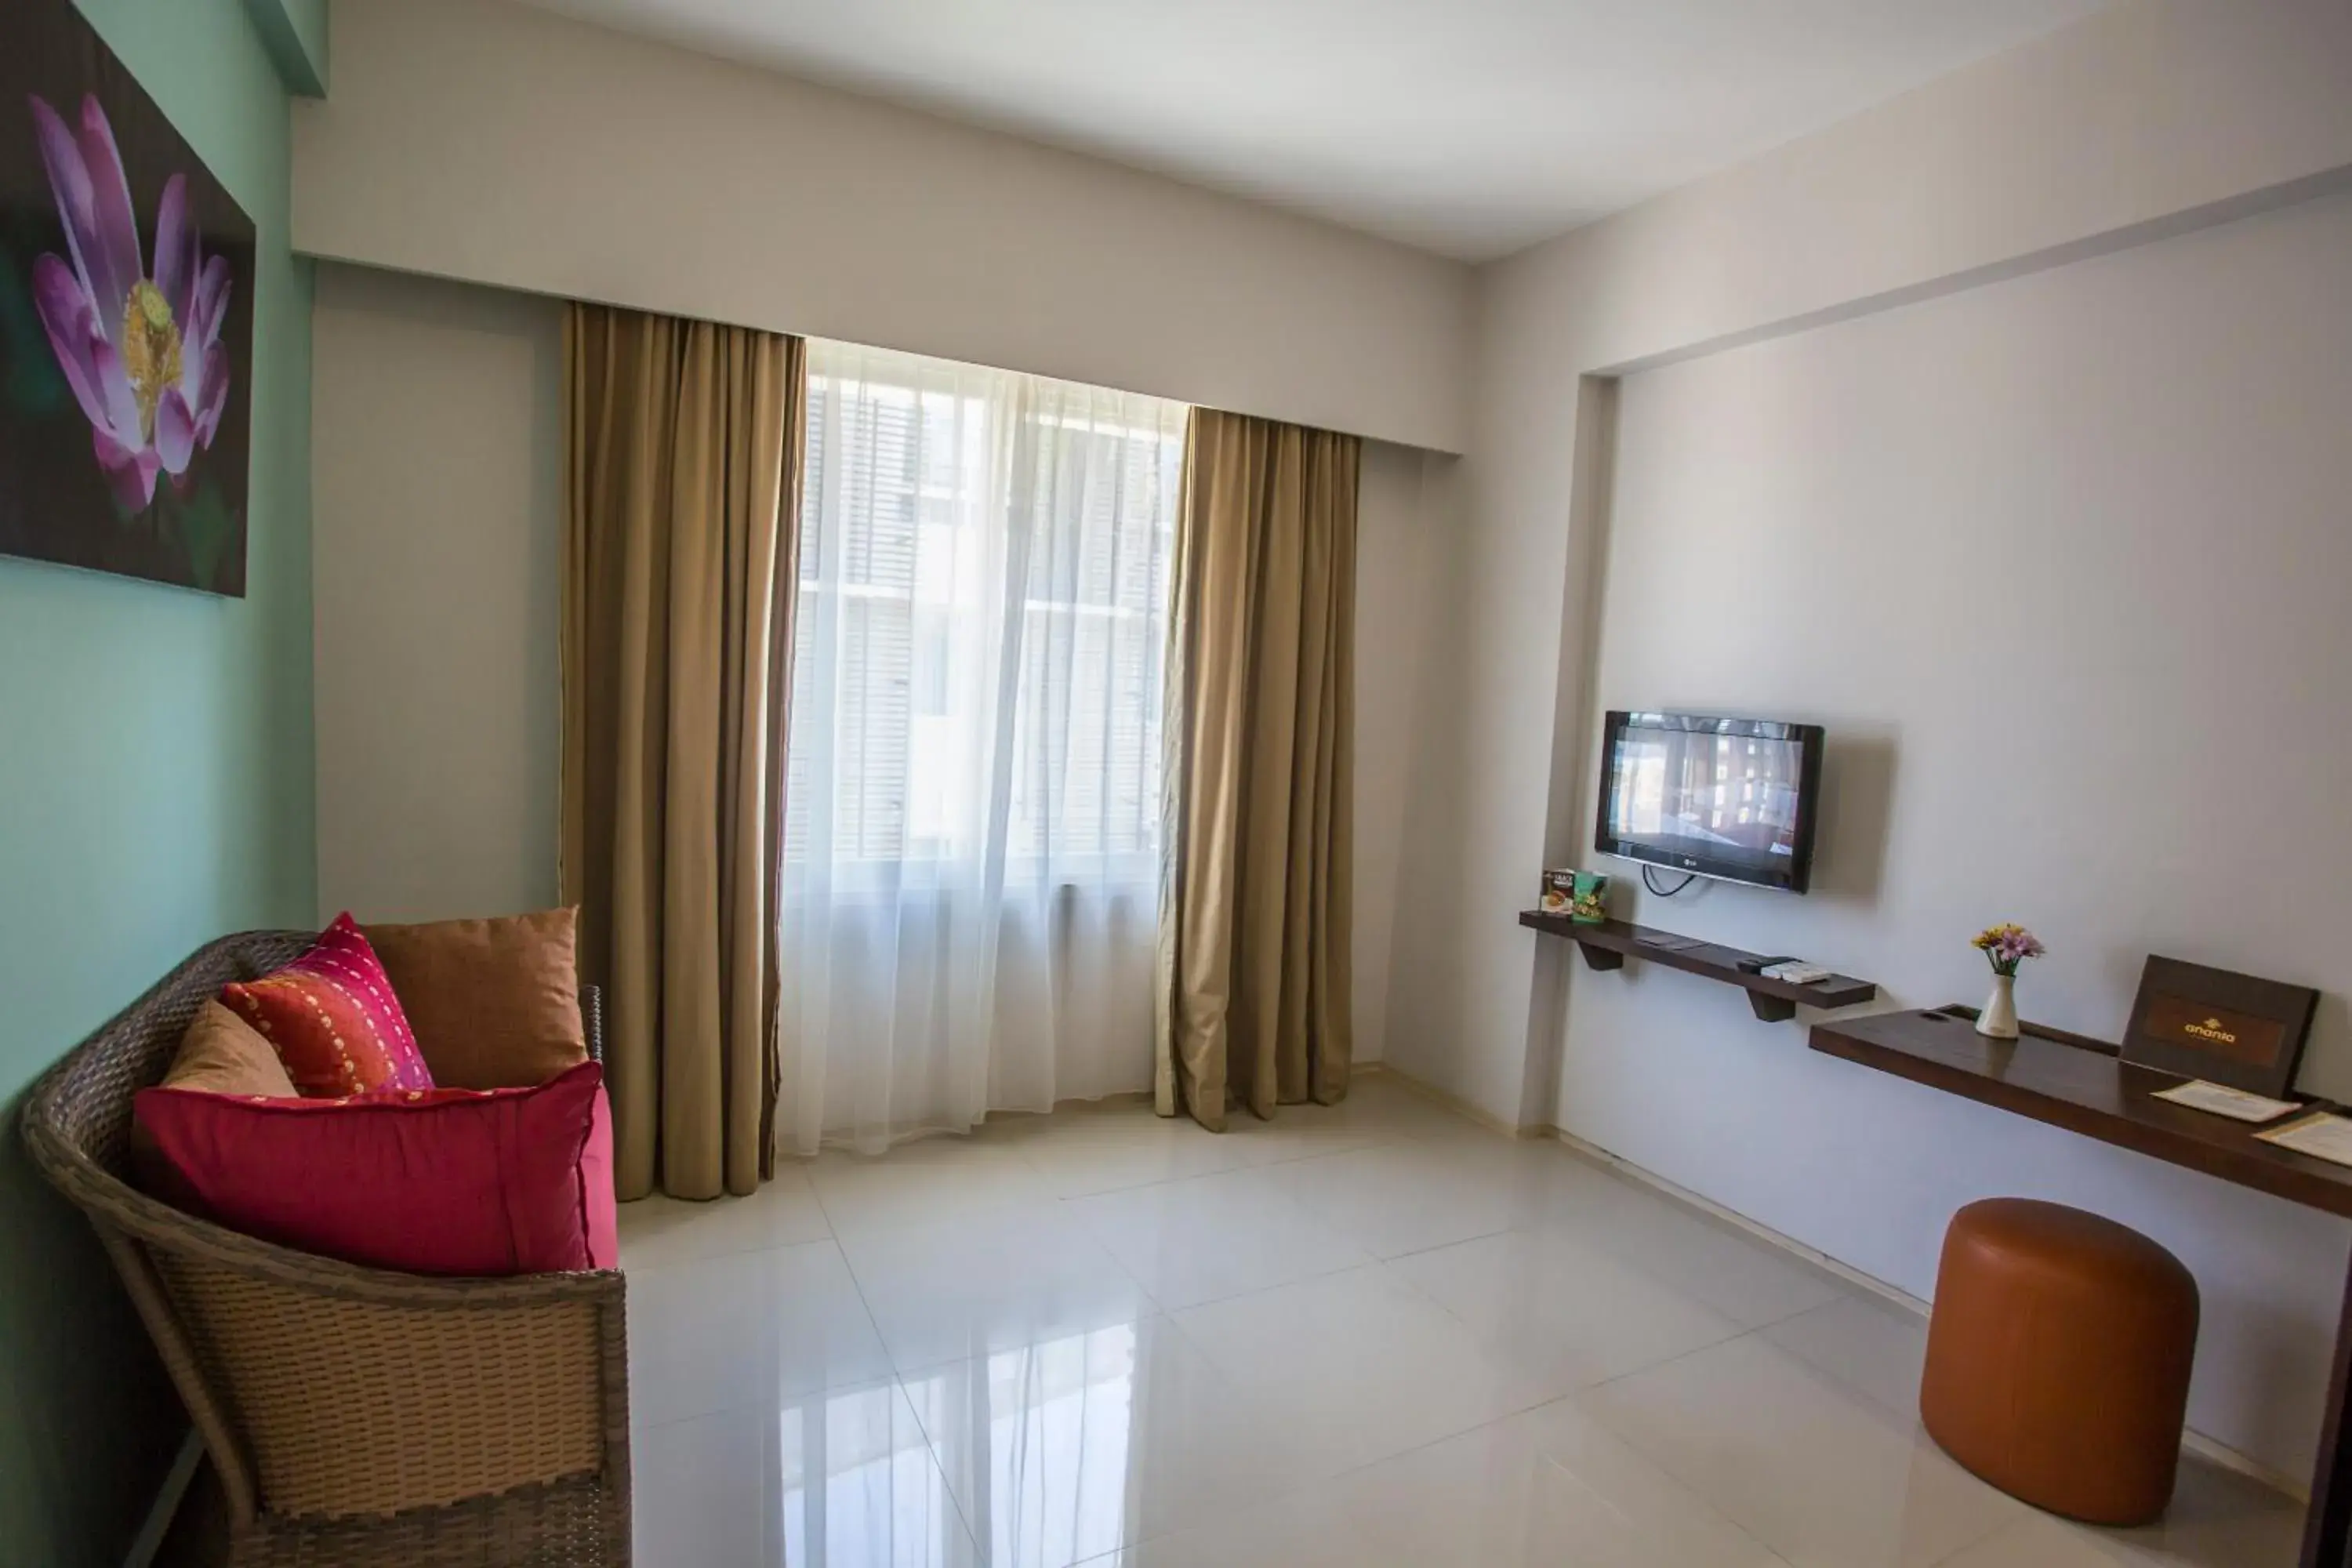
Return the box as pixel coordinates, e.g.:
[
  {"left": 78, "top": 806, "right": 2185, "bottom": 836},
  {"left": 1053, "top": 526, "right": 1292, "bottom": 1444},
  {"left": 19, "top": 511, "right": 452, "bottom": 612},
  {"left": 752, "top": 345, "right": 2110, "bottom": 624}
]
[{"left": 776, "top": 342, "right": 1185, "bottom": 1156}]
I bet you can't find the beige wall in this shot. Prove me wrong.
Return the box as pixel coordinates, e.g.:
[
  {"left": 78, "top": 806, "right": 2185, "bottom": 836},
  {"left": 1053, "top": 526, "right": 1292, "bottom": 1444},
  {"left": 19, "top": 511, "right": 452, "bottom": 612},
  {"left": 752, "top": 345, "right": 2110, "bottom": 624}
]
[
  {"left": 309, "top": 263, "right": 1446, "bottom": 1058},
  {"left": 1351, "top": 443, "right": 1455, "bottom": 1066},
  {"left": 310, "top": 263, "right": 564, "bottom": 923},
  {"left": 292, "top": 0, "right": 1472, "bottom": 454}
]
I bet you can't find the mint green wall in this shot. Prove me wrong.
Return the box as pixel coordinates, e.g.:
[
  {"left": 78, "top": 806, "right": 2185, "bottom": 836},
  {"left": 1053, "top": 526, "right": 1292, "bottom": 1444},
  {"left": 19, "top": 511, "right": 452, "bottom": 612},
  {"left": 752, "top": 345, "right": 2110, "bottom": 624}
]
[
  {"left": 242, "top": 0, "right": 329, "bottom": 96},
  {"left": 0, "top": 1, "right": 315, "bottom": 1563}
]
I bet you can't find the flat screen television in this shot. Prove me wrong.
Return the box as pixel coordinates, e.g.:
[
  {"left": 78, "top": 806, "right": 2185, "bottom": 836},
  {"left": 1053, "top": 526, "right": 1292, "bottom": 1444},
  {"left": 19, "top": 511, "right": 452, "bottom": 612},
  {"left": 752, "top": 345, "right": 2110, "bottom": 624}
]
[{"left": 1594, "top": 712, "right": 1825, "bottom": 893}]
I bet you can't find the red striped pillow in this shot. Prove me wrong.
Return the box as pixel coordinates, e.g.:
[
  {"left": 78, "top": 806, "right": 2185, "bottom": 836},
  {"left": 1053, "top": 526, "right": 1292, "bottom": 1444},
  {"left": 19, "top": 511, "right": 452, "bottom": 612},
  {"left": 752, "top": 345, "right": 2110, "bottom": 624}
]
[{"left": 222, "top": 913, "right": 433, "bottom": 1098}]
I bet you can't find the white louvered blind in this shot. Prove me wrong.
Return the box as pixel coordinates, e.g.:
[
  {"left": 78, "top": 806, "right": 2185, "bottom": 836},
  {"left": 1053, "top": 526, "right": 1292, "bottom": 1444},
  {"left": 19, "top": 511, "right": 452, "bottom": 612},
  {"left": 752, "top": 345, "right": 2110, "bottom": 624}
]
[{"left": 784, "top": 344, "right": 1185, "bottom": 880}]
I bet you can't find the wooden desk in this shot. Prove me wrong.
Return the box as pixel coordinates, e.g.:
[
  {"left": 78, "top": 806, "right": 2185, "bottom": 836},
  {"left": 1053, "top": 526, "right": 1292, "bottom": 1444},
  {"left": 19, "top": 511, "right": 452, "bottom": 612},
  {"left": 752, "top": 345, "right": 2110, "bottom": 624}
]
[{"left": 1809, "top": 1008, "right": 2352, "bottom": 1567}]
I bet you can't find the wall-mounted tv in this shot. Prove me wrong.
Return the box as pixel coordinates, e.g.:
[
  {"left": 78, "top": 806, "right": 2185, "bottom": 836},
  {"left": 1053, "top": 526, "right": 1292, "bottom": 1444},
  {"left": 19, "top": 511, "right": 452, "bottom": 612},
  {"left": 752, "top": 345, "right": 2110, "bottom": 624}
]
[{"left": 1594, "top": 712, "right": 1825, "bottom": 893}]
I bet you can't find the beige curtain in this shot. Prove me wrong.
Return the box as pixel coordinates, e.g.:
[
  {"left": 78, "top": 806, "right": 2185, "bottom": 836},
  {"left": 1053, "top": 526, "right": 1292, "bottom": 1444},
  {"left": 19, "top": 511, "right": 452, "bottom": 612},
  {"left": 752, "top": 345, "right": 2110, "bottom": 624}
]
[
  {"left": 1156, "top": 408, "right": 1359, "bottom": 1131},
  {"left": 560, "top": 304, "right": 805, "bottom": 1200}
]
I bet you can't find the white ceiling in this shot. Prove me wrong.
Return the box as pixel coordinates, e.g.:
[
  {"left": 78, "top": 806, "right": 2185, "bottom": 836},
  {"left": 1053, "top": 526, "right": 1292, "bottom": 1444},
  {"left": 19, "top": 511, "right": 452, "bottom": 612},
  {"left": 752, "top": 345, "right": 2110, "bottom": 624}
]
[{"left": 513, "top": 0, "right": 2107, "bottom": 261}]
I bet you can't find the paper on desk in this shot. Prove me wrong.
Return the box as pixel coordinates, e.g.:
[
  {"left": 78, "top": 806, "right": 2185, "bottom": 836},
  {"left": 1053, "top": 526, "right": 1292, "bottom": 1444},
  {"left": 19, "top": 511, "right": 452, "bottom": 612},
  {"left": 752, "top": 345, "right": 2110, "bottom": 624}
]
[
  {"left": 2151, "top": 1080, "right": 2301, "bottom": 1123},
  {"left": 2258, "top": 1113, "right": 2352, "bottom": 1167}
]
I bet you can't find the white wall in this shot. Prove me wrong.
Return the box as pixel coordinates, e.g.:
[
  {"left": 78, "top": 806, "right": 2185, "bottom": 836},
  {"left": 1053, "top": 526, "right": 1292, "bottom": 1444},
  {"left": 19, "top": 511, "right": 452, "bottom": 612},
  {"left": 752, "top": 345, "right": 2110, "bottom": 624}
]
[
  {"left": 1388, "top": 0, "right": 2352, "bottom": 1139},
  {"left": 308, "top": 263, "right": 1445, "bottom": 1058},
  {"left": 291, "top": 0, "right": 1472, "bottom": 455},
  {"left": 310, "top": 263, "right": 564, "bottom": 922},
  {"left": 1381, "top": 0, "right": 2352, "bottom": 1485},
  {"left": 1563, "top": 189, "right": 2352, "bottom": 1479}
]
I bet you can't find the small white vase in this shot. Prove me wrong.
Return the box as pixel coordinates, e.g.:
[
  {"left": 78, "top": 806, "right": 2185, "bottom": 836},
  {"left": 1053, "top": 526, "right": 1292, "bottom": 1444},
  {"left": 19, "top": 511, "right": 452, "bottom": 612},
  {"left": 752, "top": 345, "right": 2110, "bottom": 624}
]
[{"left": 1977, "top": 973, "right": 2020, "bottom": 1040}]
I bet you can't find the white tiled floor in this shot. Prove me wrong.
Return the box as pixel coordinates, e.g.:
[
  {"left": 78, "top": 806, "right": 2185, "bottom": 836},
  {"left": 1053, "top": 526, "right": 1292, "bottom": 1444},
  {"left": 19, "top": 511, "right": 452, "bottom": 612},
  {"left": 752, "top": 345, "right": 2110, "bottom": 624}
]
[{"left": 619, "top": 1076, "right": 2303, "bottom": 1567}]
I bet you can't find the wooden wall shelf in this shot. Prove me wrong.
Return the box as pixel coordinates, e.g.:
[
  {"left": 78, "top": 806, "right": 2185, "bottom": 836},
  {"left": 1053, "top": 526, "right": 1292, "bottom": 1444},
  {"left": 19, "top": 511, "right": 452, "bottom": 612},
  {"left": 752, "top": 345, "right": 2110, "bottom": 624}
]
[
  {"left": 1519, "top": 911, "right": 1877, "bottom": 1022},
  {"left": 1809, "top": 1007, "right": 2352, "bottom": 1218}
]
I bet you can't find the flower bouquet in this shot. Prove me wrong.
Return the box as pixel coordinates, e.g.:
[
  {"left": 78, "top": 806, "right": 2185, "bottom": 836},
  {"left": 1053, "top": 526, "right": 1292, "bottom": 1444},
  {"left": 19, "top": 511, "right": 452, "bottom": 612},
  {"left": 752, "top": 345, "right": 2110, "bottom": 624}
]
[{"left": 1969, "top": 923, "right": 2045, "bottom": 1039}]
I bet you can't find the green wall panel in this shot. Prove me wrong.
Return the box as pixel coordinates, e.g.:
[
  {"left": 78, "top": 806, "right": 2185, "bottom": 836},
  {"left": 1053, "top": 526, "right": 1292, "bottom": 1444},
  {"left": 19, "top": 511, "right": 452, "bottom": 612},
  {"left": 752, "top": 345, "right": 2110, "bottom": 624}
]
[{"left": 0, "top": 1, "right": 314, "bottom": 1562}]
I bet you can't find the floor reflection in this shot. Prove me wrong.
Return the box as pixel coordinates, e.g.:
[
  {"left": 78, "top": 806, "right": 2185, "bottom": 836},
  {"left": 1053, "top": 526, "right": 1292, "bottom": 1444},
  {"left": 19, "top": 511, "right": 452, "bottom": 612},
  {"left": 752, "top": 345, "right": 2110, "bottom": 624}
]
[
  {"left": 901, "top": 1323, "right": 1140, "bottom": 1567},
  {"left": 749, "top": 1323, "right": 1144, "bottom": 1567},
  {"left": 779, "top": 1380, "right": 973, "bottom": 1567},
  {"left": 626, "top": 1085, "right": 2308, "bottom": 1568}
]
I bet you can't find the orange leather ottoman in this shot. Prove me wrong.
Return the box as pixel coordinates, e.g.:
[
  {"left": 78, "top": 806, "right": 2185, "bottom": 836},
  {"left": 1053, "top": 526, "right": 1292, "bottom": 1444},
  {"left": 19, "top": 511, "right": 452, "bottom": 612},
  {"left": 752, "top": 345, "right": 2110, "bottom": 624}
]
[{"left": 1920, "top": 1198, "right": 2198, "bottom": 1526}]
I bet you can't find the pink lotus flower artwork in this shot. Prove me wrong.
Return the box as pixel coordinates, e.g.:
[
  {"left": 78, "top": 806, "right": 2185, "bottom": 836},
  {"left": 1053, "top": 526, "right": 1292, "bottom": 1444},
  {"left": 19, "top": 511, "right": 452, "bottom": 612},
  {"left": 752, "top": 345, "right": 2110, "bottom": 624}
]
[
  {"left": 4, "top": 0, "right": 255, "bottom": 595},
  {"left": 30, "top": 92, "right": 231, "bottom": 513}
]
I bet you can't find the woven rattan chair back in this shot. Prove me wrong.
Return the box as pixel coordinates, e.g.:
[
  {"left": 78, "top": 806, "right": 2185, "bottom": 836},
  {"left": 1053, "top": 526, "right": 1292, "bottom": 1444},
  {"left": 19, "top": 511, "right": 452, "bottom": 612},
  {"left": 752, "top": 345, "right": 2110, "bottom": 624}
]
[{"left": 20, "top": 931, "right": 631, "bottom": 1566}]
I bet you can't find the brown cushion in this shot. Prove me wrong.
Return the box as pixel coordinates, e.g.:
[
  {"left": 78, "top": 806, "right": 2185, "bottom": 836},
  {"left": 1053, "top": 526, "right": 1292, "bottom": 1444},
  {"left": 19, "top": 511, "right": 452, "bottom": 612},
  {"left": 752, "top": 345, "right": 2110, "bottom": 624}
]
[
  {"left": 362, "top": 909, "right": 586, "bottom": 1090},
  {"left": 130, "top": 1000, "right": 300, "bottom": 1197},
  {"left": 165, "top": 999, "right": 303, "bottom": 1098}
]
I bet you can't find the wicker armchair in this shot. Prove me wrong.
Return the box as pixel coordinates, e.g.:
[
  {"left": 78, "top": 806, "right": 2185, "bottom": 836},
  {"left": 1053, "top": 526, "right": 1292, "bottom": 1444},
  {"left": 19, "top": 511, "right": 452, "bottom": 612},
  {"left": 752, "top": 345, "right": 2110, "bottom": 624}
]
[{"left": 20, "top": 931, "right": 631, "bottom": 1567}]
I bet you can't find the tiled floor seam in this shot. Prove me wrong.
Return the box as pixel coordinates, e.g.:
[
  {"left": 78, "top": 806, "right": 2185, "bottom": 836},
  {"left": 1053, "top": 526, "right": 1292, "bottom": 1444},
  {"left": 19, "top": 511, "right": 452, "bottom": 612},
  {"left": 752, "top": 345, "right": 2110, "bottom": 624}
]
[
  {"left": 889, "top": 1372, "right": 992, "bottom": 1564},
  {"left": 1369, "top": 1217, "right": 1769, "bottom": 1389},
  {"left": 1573, "top": 1318, "right": 1780, "bottom": 1399},
  {"left": 1366, "top": 1218, "right": 1531, "bottom": 1266},
  {"left": 818, "top": 1216, "right": 996, "bottom": 1559},
  {"left": 1922, "top": 1507, "right": 2042, "bottom": 1566},
  {"left": 1143, "top": 1300, "right": 1546, "bottom": 1524},
  {"left": 1046, "top": 1224, "right": 1378, "bottom": 1316},
  {"left": 1066, "top": 1384, "right": 1784, "bottom": 1568},
  {"left": 851, "top": 1209, "right": 1171, "bottom": 1559},
  {"left": 1526, "top": 1445, "right": 1801, "bottom": 1568}
]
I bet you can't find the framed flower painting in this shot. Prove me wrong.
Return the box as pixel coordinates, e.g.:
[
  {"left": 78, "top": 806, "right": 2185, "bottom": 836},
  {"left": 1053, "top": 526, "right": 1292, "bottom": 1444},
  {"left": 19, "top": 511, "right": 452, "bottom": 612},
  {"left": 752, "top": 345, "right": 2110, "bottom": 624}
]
[{"left": 2, "top": 0, "right": 256, "bottom": 595}]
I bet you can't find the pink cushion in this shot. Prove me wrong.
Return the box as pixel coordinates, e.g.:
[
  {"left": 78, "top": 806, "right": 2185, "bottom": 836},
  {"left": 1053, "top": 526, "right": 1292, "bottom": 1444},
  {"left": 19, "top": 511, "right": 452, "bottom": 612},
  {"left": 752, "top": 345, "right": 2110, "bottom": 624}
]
[
  {"left": 579, "top": 1078, "right": 618, "bottom": 1269},
  {"left": 220, "top": 914, "right": 434, "bottom": 1098},
  {"left": 132, "top": 1062, "right": 618, "bottom": 1276}
]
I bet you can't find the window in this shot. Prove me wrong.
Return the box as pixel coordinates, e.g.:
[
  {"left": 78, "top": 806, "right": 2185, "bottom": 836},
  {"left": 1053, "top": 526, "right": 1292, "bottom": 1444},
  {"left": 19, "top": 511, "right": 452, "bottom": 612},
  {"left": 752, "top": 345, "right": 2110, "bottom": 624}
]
[{"left": 783, "top": 343, "right": 1185, "bottom": 884}]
